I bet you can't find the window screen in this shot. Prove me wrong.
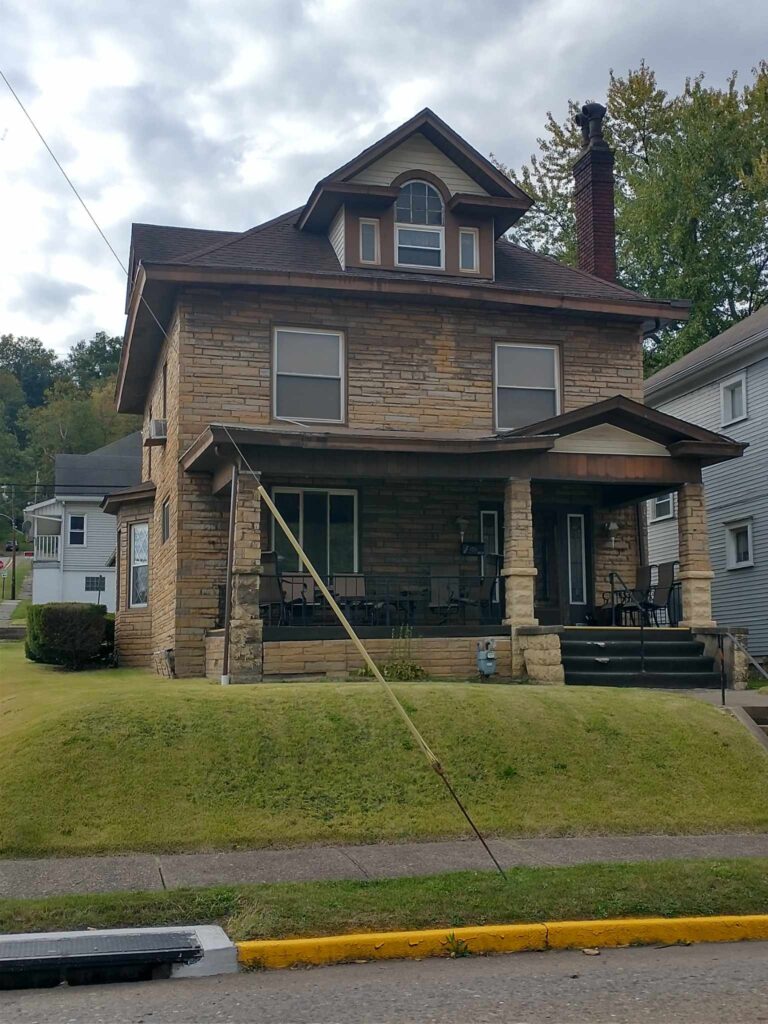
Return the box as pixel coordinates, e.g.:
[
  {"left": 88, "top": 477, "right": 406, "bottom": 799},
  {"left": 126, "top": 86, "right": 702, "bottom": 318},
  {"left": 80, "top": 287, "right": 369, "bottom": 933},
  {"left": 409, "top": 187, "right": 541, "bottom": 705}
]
[
  {"left": 274, "top": 329, "right": 343, "bottom": 422},
  {"left": 495, "top": 344, "right": 559, "bottom": 430}
]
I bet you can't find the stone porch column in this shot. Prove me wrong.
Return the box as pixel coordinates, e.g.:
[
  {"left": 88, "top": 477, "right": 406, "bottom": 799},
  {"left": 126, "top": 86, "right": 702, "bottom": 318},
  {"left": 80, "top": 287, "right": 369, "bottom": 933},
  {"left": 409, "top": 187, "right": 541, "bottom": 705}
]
[
  {"left": 677, "top": 482, "right": 716, "bottom": 628},
  {"left": 228, "top": 472, "right": 263, "bottom": 682},
  {"left": 502, "top": 478, "right": 538, "bottom": 677}
]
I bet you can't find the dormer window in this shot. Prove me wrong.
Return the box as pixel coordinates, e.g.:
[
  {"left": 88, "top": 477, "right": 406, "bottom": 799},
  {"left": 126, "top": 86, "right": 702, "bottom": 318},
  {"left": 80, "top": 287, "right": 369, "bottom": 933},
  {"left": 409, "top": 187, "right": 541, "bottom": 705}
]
[{"left": 395, "top": 181, "right": 444, "bottom": 269}]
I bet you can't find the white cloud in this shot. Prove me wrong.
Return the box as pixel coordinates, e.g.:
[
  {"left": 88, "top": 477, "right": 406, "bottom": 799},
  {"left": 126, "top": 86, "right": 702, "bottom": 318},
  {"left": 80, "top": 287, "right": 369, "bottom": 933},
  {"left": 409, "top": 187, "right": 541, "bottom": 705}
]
[{"left": 0, "top": 0, "right": 763, "bottom": 355}]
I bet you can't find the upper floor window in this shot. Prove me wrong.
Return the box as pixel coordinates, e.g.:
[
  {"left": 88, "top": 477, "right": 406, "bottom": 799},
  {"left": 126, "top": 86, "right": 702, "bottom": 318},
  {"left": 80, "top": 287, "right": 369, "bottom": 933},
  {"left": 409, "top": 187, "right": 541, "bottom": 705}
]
[
  {"left": 459, "top": 228, "right": 479, "bottom": 272},
  {"left": 274, "top": 328, "right": 344, "bottom": 424},
  {"left": 650, "top": 493, "right": 674, "bottom": 522},
  {"left": 395, "top": 181, "right": 444, "bottom": 269},
  {"left": 68, "top": 514, "right": 86, "bottom": 546},
  {"left": 721, "top": 372, "right": 747, "bottom": 427},
  {"left": 359, "top": 219, "right": 380, "bottom": 264},
  {"left": 494, "top": 343, "right": 560, "bottom": 431}
]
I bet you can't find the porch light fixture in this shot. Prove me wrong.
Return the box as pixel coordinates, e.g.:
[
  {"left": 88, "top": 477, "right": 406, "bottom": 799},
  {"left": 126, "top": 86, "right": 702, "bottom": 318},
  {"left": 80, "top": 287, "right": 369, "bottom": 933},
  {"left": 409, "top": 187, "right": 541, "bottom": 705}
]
[
  {"left": 455, "top": 516, "right": 470, "bottom": 542},
  {"left": 603, "top": 520, "right": 620, "bottom": 548}
]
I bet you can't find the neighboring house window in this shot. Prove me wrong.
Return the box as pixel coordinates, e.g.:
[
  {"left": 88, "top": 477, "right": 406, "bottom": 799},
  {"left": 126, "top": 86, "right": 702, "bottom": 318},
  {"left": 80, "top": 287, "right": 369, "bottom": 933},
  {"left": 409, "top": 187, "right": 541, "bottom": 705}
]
[
  {"left": 272, "top": 488, "right": 357, "bottom": 577},
  {"left": 161, "top": 499, "right": 170, "bottom": 543},
  {"left": 721, "top": 372, "right": 747, "bottom": 426},
  {"left": 459, "top": 228, "right": 479, "bottom": 272},
  {"left": 650, "top": 493, "right": 675, "bottom": 522},
  {"left": 116, "top": 528, "right": 121, "bottom": 611},
  {"left": 130, "top": 522, "right": 149, "bottom": 607},
  {"left": 725, "top": 519, "right": 754, "bottom": 569},
  {"left": 85, "top": 575, "right": 106, "bottom": 592},
  {"left": 395, "top": 181, "right": 444, "bottom": 269},
  {"left": 68, "top": 514, "right": 86, "bottom": 546},
  {"left": 359, "top": 219, "right": 380, "bottom": 264},
  {"left": 273, "top": 328, "right": 344, "bottom": 423},
  {"left": 495, "top": 343, "right": 560, "bottom": 430}
]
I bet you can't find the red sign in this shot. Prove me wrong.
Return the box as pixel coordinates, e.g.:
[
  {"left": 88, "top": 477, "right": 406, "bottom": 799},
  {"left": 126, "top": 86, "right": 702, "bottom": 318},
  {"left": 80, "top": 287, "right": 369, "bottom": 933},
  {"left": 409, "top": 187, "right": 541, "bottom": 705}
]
[{"left": 24, "top": 551, "right": 33, "bottom": 558}]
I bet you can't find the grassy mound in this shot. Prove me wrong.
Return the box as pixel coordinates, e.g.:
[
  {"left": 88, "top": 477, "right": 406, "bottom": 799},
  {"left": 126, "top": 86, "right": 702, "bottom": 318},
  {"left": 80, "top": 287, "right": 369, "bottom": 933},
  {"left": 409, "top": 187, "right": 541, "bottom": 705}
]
[{"left": 2, "top": 642, "right": 768, "bottom": 856}]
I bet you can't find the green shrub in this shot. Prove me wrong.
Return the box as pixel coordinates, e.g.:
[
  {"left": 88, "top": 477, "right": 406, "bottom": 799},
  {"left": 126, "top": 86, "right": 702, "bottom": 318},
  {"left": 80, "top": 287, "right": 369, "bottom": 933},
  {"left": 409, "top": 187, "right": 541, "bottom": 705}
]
[{"left": 26, "top": 604, "right": 111, "bottom": 670}]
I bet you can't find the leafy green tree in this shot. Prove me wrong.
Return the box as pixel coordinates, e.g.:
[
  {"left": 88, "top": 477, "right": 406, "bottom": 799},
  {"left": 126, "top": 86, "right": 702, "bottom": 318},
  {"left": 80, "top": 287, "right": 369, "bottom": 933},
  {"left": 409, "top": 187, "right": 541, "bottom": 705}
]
[
  {"left": 64, "top": 331, "right": 123, "bottom": 391},
  {"left": 495, "top": 62, "right": 768, "bottom": 372},
  {"left": 20, "top": 376, "right": 140, "bottom": 481},
  {"left": 0, "top": 334, "right": 60, "bottom": 407}
]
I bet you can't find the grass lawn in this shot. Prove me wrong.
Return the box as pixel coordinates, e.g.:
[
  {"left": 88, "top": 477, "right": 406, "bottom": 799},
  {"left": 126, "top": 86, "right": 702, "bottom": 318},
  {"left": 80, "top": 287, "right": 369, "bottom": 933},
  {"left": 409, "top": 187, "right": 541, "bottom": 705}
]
[
  {"left": 2, "top": 641, "right": 768, "bottom": 857},
  {"left": 10, "top": 598, "right": 30, "bottom": 621},
  {"left": 1, "top": 553, "right": 30, "bottom": 604},
  {"left": 3, "top": 859, "right": 768, "bottom": 940}
]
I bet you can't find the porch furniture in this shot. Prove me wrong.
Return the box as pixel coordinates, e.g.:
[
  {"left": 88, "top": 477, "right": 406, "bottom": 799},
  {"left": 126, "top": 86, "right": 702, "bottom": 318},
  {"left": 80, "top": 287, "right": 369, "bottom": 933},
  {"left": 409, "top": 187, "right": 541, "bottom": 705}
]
[
  {"left": 642, "top": 561, "right": 679, "bottom": 626},
  {"left": 332, "top": 574, "right": 377, "bottom": 625},
  {"left": 259, "top": 551, "right": 287, "bottom": 626},
  {"left": 429, "top": 566, "right": 461, "bottom": 624},
  {"left": 605, "top": 565, "right": 652, "bottom": 626},
  {"left": 282, "top": 574, "right": 316, "bottom": 625}
]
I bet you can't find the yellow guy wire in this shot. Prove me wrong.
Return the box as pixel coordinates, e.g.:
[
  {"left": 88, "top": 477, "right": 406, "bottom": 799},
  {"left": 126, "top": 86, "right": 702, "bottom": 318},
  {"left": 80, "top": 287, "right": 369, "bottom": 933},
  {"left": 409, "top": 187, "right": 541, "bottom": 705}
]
[{"left": 221, "top": 426, "right": 507, "bottom": 878}]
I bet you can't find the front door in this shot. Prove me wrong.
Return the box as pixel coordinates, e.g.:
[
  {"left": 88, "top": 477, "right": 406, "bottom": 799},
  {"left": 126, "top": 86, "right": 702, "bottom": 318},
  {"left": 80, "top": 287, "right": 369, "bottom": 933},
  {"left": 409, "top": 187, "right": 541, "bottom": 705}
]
[{"left": 533, "top": 506, "right": 593, "bottom": 625}]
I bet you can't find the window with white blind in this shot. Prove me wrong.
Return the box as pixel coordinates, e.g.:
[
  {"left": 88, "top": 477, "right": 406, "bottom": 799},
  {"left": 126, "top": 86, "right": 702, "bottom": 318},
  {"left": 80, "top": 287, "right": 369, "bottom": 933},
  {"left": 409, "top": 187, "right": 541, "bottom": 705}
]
[
  {"left": 494, "top": 343, "right": 560, "bottom": 430},
  {"left": 273, "top": 328, "right": 344, "bottom": 423}
]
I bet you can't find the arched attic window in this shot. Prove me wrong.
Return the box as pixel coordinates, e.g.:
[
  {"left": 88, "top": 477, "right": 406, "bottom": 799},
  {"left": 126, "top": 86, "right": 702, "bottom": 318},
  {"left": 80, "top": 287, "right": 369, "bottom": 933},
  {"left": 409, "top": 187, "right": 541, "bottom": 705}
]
[{"left": 394, "top": 180, "right": 444, "bottom": 269}]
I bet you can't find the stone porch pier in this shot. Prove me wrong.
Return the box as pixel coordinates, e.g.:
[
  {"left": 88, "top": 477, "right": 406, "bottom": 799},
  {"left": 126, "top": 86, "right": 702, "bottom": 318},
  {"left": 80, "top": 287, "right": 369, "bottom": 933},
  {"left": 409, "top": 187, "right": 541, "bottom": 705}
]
[
  {"left": 502, "top": 476, "right": 563, "bottom": 684},
  {"left": 677, "top": 482, "right": 716, "bottom": 629},
  {"left": 227, "top": 472, "right": 264, "bottom": 682}
]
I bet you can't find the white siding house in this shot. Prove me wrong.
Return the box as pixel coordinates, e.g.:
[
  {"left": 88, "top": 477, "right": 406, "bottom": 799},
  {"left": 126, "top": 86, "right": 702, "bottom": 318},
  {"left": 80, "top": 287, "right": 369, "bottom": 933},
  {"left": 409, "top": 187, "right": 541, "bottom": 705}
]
[
  {"left": 24, "top": 433, "right": 142, "bottom": 613},
  {"left": 645, "top": 307, "right": 768, "bottom": 654}
]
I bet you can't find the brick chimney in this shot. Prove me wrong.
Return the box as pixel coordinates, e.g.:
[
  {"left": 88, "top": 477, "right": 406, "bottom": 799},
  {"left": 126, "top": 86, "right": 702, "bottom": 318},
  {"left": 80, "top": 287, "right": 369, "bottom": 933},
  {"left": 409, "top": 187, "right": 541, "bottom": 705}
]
[{"left": 573, "top": 102, "right": 616, "bottom": 281}]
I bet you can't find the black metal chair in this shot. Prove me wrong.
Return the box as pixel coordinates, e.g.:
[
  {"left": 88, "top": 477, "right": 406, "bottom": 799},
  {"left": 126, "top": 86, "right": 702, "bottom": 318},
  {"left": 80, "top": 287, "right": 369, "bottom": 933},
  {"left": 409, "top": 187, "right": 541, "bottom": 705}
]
[
  {"left": 642, "top": 561, "right": 678, "bottom": 626},
  {"left": 605, "top": 565, "right": 652, "bottom": 626},
  {"left": 429, "top": 565, "right": 462, "bottom": 624},
  {"left": 259, "top": 551, "right": 287, "bottom": 625}
]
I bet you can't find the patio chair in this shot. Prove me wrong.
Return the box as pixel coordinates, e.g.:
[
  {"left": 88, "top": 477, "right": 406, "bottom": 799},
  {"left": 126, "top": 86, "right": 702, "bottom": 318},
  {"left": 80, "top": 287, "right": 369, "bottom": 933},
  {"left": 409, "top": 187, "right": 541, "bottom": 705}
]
[
  {"left": 605, "top": 564, "right": 652, "bottom": 626},
  {"left": 642, "top": 561, "right": 678, "bottom": 626},
  {"left": 259, "top": 551, "right": 287, "bottom": 626},
  {"left": 332, "top": 574, "right": 377, "bottom": 625},
  {"left": 282, "top": 574, "right": 316, "bottom": 625},
  {"left": 429, "top": 565, "right": 461, "bottom": 624}
]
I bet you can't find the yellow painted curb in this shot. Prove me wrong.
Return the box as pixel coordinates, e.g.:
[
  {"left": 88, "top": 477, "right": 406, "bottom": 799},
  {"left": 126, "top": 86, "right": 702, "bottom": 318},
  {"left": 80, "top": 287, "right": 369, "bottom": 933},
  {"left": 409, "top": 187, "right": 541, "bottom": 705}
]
[{"left": 236, "top": 915, "right": 768, "bottom": 969}]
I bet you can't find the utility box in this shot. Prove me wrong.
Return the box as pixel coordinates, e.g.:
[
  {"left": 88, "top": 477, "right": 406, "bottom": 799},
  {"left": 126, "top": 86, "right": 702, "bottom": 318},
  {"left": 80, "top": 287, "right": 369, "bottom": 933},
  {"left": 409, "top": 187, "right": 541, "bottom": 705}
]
[{"left": 476, "top": 639, "right": 497, "bottom": 678}]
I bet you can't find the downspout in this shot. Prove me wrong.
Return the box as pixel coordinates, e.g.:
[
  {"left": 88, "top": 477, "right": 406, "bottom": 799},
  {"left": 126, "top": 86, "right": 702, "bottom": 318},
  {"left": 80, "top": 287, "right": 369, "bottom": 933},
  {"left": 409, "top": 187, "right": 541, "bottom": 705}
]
[{"left": 220, "top": 462, "right": 239, "bottom": 686}]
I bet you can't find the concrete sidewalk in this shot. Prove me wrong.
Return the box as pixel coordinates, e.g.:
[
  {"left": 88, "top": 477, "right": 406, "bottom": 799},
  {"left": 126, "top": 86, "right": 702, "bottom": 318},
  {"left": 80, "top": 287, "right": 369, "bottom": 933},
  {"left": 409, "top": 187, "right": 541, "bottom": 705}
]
[{"left": 3, "top": 833, "right": 768, "bottom": 899}]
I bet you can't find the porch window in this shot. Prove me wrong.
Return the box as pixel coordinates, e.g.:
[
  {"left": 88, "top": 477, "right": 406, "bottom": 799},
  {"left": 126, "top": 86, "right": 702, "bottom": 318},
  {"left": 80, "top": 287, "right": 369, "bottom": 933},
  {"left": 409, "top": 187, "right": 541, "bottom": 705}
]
[
  {"left": 650, "top": 493, "right": 674, "bottom": 522},
  {"left": 273, "top": 328, "right": 344, "bottom": 423},
  {"left": 68, "top": 514, "right": 86, "bottom": 546},
  {"left": 495, "top": 343, "right": 560, "bottom": 430},
  {"left": 272, "top": 488, "right": 357, "bottom": 577},
  {"left": 725, "top": 518, "right": 753, "bottom": 569},
  {"left": 129, "top": 522, "right": 149, "bottom": 607},
  {"left": 567, "top": 513, "right": 587, "bottom": 605}
]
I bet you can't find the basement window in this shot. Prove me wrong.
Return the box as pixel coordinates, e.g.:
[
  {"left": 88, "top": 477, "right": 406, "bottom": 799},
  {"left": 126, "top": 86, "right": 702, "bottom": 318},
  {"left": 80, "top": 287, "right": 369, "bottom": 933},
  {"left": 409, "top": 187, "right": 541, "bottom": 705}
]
[{"left": 273, "top": 328, "right": 344, "bottom": 423}]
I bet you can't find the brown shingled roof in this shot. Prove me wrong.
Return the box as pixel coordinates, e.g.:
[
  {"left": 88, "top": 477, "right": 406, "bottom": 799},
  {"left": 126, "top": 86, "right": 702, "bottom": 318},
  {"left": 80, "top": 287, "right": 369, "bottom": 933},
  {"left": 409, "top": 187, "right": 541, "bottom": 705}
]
[{"left": 132, "top": 211, "right": 663, "bottom": 306}]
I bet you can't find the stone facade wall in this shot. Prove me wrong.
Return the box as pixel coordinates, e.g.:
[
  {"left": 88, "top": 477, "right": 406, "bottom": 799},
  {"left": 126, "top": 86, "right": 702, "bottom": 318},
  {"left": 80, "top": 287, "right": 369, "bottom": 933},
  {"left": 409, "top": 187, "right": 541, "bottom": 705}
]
[
  {"left": 117, "top": 288, "right": 646, "bottom": 675},
  {"left": 261, "top": 635, "right": 512, "bottom": 681},
  {"left": 592, "top": 502, "right": 640, "bottom": 601},
  {"left": 175, "top": 288, "right": 644, "bottom": 448},
  {"left": 114, "top": 498, "right": 154, "bottom": 666},
  {"left": 205, "top": 629, "right": 225, "bottom": 679}
]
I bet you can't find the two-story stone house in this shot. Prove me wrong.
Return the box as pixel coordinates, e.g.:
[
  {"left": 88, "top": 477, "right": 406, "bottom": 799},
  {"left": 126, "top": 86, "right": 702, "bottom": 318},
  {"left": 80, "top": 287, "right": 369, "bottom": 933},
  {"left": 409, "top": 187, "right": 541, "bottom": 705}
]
[{"left": 105, "top": 105, "right": 743, "bottom": 683}]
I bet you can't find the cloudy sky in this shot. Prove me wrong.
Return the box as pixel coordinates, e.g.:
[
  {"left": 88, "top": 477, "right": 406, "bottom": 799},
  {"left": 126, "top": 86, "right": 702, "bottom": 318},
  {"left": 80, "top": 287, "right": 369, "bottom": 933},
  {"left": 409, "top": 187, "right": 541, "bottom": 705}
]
[{"left": 1, "top": 0, "right": 764, "bottom": 355}]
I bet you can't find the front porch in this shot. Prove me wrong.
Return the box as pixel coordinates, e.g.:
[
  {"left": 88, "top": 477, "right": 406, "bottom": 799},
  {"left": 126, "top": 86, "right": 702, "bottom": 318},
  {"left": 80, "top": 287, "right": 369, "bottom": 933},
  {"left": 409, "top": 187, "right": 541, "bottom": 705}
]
[{"left": 181, "top": 404, "right": 744, "bottom": 685}]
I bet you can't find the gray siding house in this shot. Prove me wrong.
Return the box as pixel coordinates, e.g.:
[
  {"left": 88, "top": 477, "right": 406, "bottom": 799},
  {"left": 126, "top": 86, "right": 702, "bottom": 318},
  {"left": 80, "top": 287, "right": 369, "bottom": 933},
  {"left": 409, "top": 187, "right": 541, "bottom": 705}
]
[
  {"left": 24, "top": 433, "right": 142, "bottom": 612},
  {"left": 646, "top": 305, "right": 768, "bottom": 654}
]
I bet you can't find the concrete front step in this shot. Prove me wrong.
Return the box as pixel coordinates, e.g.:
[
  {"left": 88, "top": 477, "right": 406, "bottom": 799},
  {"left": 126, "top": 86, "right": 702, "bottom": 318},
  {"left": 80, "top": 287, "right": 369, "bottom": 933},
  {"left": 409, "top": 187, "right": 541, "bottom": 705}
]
[
  {"left": 563, "top": 656, "right": 716, "bottom": 674},
  {"left": 566, "top": 671, "right": 722, "bottom": 688},
  {"left": 561, "top": 640, "right": 705, "bottom": 658}
]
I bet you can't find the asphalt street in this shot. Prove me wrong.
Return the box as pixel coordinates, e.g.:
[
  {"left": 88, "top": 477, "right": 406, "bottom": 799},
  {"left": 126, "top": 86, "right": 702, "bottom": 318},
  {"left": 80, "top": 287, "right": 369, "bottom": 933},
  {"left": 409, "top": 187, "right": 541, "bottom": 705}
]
[{"left": 4, "top": 941, "right": 768, "bottom": 1023}]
